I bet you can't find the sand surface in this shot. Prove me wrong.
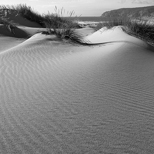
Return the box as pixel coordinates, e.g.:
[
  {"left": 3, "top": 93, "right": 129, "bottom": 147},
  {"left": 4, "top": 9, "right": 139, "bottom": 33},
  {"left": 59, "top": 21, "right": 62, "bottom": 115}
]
[{"left": 0, "top": 22, "right": 154, "bottom": 154}]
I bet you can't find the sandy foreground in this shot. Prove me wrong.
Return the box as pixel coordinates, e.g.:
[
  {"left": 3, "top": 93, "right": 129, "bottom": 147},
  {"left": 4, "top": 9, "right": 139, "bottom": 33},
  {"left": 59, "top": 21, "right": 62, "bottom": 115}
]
[{"left": 0, "top": 22, "right": 154, "bottom": 154}]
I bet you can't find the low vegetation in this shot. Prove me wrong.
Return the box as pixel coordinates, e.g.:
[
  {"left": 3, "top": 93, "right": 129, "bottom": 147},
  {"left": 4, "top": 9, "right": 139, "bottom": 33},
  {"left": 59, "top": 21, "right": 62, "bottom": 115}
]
[
  {"left": 0, "top": 4, "right": 87, "bottom": 44},
  {"left": 43, "top": 7, "right": 86, "bottom": 44},
  {"left": 1, "top": 4, "right": 154, "bottom": 46}
]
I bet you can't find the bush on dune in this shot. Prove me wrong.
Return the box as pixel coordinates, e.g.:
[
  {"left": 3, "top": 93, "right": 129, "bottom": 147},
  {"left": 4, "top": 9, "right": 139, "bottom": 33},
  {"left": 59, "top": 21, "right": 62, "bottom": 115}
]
[
  {"left": 43, "top": 7, "right": 86, "bottom": 44},
  {"left": 13, "top": 4, "right": 82, "bottom": 43}
]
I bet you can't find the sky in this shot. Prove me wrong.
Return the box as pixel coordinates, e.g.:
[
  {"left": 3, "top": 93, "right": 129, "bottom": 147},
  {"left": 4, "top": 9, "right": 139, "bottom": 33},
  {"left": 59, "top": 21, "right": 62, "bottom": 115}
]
[{"left": 0, "top": 0, "right": 153, "bottom": 16}]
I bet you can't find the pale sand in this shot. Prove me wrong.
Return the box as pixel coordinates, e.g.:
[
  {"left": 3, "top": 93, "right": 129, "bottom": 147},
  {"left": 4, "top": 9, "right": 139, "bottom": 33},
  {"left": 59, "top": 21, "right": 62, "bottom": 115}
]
[
  {"left": 0, "top": 24, "right": 154, "bottom": 154},
  {"left": 0, "top": 37, "right": 25, "bottom": 53}
]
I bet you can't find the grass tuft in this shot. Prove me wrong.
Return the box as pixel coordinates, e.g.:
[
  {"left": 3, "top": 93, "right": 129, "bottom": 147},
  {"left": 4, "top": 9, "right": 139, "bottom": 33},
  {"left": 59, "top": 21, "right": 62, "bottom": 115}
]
[{"left": 43, "top": 7, "right": 87, "bottom": 45}]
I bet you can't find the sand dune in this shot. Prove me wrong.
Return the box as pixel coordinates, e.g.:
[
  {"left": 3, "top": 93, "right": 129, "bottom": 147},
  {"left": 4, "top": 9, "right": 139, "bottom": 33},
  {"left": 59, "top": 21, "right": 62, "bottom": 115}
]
[
  {"left": 85, "top": 27, "right": 149, "bottom": 46},
  {"left": 0, "top": 22, "right": 154, "bottom": 154},
  {"left": 0, "top": 25, "right": 47, "bottom": 53},
  {"left": 0, "top": 9, "right": 42, "bottom": 28}
]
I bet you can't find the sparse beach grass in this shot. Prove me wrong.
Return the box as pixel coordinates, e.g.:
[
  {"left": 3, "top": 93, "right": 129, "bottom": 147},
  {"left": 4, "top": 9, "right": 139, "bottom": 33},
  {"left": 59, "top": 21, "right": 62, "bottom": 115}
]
[
  {"left": 0, "top": 4, "right": 86, "bottom": 44},
  {"left": 96, "top": 17, "right": 154, "bottom": 46},
  {"left": 43, "top": 7, "right": 86, "bottom": 44}
]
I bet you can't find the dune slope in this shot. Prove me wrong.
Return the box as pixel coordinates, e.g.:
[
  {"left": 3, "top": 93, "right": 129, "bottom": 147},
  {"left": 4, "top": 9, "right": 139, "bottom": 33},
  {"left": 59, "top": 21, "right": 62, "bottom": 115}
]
[{"left": 0, "top": 28, "right": 154, "bottom": 154}]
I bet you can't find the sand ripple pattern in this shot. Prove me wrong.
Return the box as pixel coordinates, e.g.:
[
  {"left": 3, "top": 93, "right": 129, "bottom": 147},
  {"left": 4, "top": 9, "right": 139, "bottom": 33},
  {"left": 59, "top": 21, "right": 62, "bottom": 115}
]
[{"left": 0, "top": 38, "right": 154, "bottom": 154}]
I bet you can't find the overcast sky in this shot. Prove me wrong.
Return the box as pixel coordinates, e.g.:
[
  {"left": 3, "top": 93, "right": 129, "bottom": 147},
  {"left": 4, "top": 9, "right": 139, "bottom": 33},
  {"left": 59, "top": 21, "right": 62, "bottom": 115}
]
[{"left": 0, "top": 0, "right": 153, "bottom": 16}]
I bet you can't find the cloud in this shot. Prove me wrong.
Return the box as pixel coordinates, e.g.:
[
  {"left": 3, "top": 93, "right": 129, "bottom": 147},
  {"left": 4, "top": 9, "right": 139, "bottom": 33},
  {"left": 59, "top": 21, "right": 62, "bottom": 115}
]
[{"left": 28, "top": 0, "right": 39, "bottom": 1}]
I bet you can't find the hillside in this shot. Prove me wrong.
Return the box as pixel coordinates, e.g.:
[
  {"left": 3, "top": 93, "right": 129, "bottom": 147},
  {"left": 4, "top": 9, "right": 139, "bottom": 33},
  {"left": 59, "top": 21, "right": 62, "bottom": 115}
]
[{"left": 101, "top": 6, "right": 154, "bottom": 20}]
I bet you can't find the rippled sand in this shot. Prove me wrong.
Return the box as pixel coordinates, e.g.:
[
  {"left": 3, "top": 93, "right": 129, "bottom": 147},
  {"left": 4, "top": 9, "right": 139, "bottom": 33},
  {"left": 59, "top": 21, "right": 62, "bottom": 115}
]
[{"left": 0, "top": 27, "right": 154, "bottom": 154}]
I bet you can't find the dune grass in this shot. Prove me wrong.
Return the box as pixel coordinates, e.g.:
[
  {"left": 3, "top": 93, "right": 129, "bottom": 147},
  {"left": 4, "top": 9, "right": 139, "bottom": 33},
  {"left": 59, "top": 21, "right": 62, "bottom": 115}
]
[
  {"left": 43, "top": 7, "right": 87, "bottom": 44},
  {"left": 123, "top": 20, "right": 154, "bottom": 46},
  {"left": 96, "top": 17, "right": 154, "bottom": 46},
  {"left": 15, "top": 4, "right": 45, "bottom": 27},
  {"left": 0, "top": 4, "right": 45, "bottom": 27}
]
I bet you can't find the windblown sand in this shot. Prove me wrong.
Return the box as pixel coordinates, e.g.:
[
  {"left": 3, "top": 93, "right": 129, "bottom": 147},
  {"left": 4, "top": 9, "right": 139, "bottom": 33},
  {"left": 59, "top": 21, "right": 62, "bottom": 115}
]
[{"left": 0, "top": 26, "right": 154, "bottom": 154}]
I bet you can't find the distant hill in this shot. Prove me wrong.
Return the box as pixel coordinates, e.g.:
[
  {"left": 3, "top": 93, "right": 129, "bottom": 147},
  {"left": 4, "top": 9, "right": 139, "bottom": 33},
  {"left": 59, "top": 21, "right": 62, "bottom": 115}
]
[
  {"left": 119, "top": 0, "right": 154, "bottom": 5},
  {"left": 101, "top": 6, "right": 154, "bottom": 20}
]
